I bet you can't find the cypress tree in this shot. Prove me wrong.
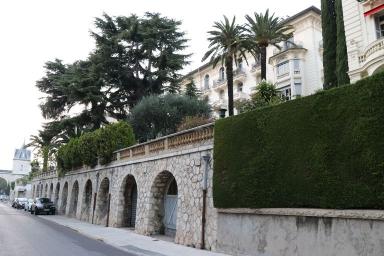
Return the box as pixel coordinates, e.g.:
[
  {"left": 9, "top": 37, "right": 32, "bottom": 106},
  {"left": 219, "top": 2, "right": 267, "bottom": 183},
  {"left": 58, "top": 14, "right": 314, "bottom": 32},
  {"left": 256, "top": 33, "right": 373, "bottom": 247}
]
[
  {"left": 321, "top": 0, "right": 338, "bottom": 89},
  {"left": 335, "top": 0, "right": 350, "bottom": 85}
]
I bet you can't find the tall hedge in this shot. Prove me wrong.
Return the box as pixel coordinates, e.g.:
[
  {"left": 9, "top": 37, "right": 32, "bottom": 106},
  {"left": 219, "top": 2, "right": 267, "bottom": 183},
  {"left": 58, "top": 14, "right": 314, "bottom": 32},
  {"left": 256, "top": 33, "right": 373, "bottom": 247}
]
[
  {"left": 57, "top": 121, "right": 135, "bottom": 175},
  {"left": 213, "top": 72, "right": 384, "bottom": 209}
]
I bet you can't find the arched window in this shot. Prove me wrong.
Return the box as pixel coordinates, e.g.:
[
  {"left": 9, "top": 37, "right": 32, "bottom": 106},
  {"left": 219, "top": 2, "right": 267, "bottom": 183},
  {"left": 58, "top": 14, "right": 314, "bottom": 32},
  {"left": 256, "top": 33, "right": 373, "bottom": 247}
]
[
  {"left": 204, "top": 74, "right": 210, "bottom": 90},
  {"left": 219, "top": 67, "right": 225, "bottom": 80}
]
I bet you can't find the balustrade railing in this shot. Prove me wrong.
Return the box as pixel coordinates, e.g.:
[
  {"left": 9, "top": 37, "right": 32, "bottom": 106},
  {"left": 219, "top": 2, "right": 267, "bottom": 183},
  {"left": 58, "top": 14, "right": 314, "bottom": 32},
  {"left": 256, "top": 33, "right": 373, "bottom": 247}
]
[
  {"left": 33, "top": 170, "right": 58, "bottom": 180},
  {"left": 213, "top": 78, "right": 226, "bottom": 88},
  {"left": 115, "top": 123, "right": 214, "bottom": 161},
  {"left": 358, "top": 38, "right": 384, "bottom": 64}
]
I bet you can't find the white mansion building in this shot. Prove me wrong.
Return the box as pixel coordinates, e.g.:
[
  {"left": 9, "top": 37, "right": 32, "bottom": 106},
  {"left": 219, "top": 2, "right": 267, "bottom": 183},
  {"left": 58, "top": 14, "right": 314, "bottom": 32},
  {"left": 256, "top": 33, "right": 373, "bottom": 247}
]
[
  {"left": 181, "top": 6, "right": 324, "bottom": 116},
  {"left": 342, "top": 0, "right": 384, "bottom": 82}
]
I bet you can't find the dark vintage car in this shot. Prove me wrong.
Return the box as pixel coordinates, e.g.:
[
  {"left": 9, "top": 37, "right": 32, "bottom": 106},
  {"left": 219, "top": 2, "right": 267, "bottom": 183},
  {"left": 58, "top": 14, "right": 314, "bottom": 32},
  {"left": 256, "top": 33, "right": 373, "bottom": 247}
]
[{"left": 31, "top": 198, "right": 55, "bottom": 215}]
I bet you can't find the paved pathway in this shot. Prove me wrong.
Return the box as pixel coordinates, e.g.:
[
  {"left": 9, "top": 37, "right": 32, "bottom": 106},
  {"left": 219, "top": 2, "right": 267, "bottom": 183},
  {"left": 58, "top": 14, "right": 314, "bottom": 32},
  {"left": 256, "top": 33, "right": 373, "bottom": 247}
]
[
  {"left": 38, "top": 213, "right": 229, "bottom": 256},
  {"left": 0, "top": 202, "right": 136, "bottom": 256}
]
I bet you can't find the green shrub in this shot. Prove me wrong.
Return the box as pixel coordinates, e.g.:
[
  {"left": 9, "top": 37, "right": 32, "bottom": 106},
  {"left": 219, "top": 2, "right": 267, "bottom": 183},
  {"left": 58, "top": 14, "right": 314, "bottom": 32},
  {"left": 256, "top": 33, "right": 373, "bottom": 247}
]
[
  {"left": 80, "top": 132, "right": 99, "bottom": 167},
  {"left": 235, "top": 81, "right": 283, "bottom": 113},
  {"left": 57, "top": 121, "right": 135, "bottom": 175},
  {"left": 97, "top": 121, "right": 135, "bottom": 165},
  {"left": 177, "top": 116, "right": 214, "bottom": 132},
  {"left": 129, "top": 94, "right": 211, "bottom": 142},
  {"left": 214, "top": 72, "right": 384, "bottom": 209}
]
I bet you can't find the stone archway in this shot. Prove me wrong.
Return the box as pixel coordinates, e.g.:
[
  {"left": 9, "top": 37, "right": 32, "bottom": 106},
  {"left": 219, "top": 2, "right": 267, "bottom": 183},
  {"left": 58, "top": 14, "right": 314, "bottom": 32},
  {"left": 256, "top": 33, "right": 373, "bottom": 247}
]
[
  {"left": 60, "top": 182, "right": 68, "bottom": 214},
  {"left": 117, "top": 175, "right": 138, "bottom": 228},
  {"left": 49, "top": 183, "right": 54, "bottom": 201},
  {"left": 40, "top": 184, "right": 43, "bottom": 197},
  {"left": 81, "top": 180, "right": 93, "bottom": 222},
  {"left": 35, "top": 185, "right": 39, "bottom": 198},
  {"left": 44, "top": 184, "right": 48, "bottom": 197},
  {"left": 149, "top": 171, "right": 178, "bottom": 237},
  {"left": 69, "top": 181, "right": 79, "bottom": 217},
  {"left": 95, "top": 177, "right": 110, "bottom": 225},
  {"left": 54, "top": 183, "right": 60, "bottom": 207}
]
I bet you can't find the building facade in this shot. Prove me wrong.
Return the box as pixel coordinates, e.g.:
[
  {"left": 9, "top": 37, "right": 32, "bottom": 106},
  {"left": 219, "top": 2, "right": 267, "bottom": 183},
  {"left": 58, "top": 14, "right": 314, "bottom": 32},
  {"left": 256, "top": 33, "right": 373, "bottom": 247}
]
[
  {"left": 342, "top": 0, "right": 384, "bottom": 82},
  {"left": 181, "top": 6, "right": 324, "bottom": 116},
  {"left": 0, "top": 145, "right": 31, "bottom": 184},
  {"left": 12, "top": 146, "right": 31, "bottom": 175}
]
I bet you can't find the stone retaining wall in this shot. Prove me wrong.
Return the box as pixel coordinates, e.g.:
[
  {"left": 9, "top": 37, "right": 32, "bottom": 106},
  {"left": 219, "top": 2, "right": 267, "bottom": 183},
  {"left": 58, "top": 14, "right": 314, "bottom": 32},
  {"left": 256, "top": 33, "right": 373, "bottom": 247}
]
[{"left": 32, "top": 124, "right": 218, "bottom": 250}]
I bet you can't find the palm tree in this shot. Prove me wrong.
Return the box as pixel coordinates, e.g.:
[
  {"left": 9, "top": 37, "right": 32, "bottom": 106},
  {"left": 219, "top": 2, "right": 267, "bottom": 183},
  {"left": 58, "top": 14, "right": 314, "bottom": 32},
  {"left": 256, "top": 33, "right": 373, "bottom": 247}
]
[
  {"left": 27, "top": 128, "right": 60, "bottom": 172},
  {"left": 202, "top": 16, "right": 250, "bottom": 116},
  {"left": 245, "top": 10, "right": 293, "bottom": 80}
]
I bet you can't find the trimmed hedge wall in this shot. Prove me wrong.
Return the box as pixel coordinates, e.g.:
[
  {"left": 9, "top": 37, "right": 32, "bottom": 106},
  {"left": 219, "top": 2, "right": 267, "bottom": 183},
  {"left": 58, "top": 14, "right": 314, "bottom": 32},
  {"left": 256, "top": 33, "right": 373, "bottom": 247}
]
[{"left": 213, "top": 72, "right": 384, "bottom": 209}]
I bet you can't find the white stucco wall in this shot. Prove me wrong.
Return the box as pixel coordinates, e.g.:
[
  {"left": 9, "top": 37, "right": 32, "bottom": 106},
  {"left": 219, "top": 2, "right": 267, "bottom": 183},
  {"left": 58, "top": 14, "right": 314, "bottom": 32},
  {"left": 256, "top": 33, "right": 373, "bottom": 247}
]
[
  {"left": 342, "top": 0, "right": 384, "bottom": 82},
  {"left": 181, "top": 7, "right": 323, "bottom": 117},
  {"left": 216, "top": 209, "right": 384, "bottom": 256}
]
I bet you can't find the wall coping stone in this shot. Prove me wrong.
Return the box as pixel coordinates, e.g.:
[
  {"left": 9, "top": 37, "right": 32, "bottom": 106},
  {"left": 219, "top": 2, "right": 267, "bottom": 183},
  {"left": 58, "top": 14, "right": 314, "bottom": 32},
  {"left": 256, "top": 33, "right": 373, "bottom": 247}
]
[
  {"left": 60, "top": 144, "right": 214, "bottom": 178},
  {"left": 217, "top": 208, "right": 384, "bottom": 221},
  {"left": 114, "top": 122, "right": 214, "bottom": 153}
]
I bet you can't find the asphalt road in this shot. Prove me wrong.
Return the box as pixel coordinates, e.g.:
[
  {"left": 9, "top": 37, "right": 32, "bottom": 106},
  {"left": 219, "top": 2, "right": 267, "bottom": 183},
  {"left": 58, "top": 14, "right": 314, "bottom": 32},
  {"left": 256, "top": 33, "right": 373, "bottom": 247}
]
[{"left": 0, "top": 202, "right": 136, "bottom": 256}]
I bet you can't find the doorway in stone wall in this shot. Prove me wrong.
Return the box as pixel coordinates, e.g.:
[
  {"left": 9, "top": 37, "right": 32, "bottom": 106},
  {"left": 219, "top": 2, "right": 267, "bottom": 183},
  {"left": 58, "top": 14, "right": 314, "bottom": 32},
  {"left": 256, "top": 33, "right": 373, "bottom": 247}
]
[
  {"left": 150, "top": 171, "right": 178, "bottom": 238},
  {"left": 118, "top": 175, "right": 138, "bottom": 228},
  {"left": 95, "top": 177, "right": 110, "bottom": 225},
  {"left": 81, "top": 179, "right": 92, "bottom": 222},
  {"left": 164, "top": 177, "right": 178, "bottom": 237},
  {"left": 60, "top": 182, "right": 68, "bottom": 215}
]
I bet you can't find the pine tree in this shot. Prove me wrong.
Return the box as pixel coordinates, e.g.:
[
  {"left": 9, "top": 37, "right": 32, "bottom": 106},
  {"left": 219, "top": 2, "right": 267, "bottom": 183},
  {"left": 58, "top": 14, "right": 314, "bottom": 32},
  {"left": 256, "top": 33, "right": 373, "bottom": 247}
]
[
  {"left": 335, "top": 0, "right": 350, "bottom": 85},
  {"left": 184, "top": 78, "right": 201, "bottom": 98}
]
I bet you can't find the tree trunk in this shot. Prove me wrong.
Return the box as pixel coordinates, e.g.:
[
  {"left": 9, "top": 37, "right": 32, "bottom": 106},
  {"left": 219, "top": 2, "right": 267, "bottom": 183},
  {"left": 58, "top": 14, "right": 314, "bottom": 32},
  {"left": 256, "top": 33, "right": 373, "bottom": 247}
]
[
  {"left": 42, "top": 146, "right": 49, "bottom": 172},
  {"left": 261, "top": 46, "right": 267, "bottom": 80},
  {"left": 226, "top": 57, "right": 234, "bottom": 116}
]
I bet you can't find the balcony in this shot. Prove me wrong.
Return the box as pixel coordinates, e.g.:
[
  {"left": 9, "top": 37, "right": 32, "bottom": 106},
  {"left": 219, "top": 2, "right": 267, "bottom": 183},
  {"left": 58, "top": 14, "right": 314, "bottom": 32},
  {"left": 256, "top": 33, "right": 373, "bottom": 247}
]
[
  {"left": 213, "top": 78, "right": 227, "bottom": 90},
  {"left": 212, "top": 98, "right": 228, "bottom": 109},
  {"left": 233, "top": 68, "right": 247, "bottom": 82},
  {"left": 272, "top": 41, "right": 304, "bottom": 56},
  {"left": 233, "top": 91, "right": 249, "bottom": 100},
  {"left": 269, "top": 42, "right": 307, "bottom": 66},
  {"left": 358, "top": 37, "right": 384, "bottom": 65},
  {"left": 251, "top": 61, "right": 261, "bottom": 73}
]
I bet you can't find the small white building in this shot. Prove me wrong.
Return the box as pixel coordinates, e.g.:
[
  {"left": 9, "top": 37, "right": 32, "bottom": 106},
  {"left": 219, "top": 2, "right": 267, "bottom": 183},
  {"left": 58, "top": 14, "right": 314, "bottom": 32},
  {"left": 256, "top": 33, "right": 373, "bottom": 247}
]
[
  {"left": 0, "top": 145, "right": 32, "bottom": 199},
  {"left": 181, "top": 6, "right": 324, "bottom": 116},
  {"left": 342, "top": 0, "right": 384, "bottom": 82},
  {"left": 12, "top": 146, "right": 32, "bottom": 175}
]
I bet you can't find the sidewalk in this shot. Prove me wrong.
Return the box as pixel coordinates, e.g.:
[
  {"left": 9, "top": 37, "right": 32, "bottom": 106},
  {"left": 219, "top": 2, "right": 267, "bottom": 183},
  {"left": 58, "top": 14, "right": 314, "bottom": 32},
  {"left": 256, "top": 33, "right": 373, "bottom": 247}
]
[{"left": 39, "top": 215, "right": 229, "bottom": 256}]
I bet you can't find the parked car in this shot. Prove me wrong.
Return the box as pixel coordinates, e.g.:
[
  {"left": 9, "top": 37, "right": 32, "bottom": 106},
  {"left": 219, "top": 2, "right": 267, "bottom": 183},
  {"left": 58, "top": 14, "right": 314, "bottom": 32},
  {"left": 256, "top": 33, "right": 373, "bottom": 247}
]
[
  {"left": 16, "top": 197, "right": 28, "bottom": 209},
  {"left": 31, "top": 198, "right": 55, "bottom": 215},
  {"left": 24, "top": 199, "right": 34, "bottom": 212},
  {"left": 11, "top": 198, "right": 18, "bottom": 208},
  {"left": 0, "top": 195, "right": 8, "bottom": 202}
]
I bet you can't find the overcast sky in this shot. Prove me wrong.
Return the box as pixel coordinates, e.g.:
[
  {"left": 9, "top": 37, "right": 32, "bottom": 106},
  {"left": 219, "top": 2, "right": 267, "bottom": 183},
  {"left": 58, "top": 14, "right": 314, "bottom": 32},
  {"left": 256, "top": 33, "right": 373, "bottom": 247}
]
[{"left": 0, "top": 0, "right": 320, "bottom": 170}]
